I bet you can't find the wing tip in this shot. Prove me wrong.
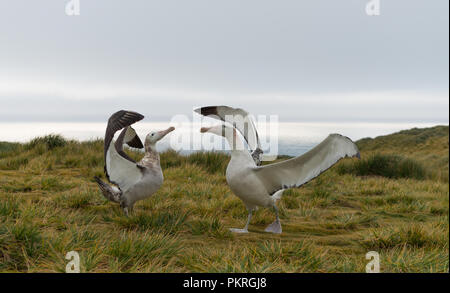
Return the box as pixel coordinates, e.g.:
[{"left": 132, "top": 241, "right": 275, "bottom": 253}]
[
  {"left": 110, "top": 110, "right": 145, "bottom": 122},
  {"left": 330, "top": 133, "right": 352, "bottom": 140},
  {"left": 125, "top": 110, "right": 145, "bottom": 121},
  {"left": 195, "top": 106, "right": 219, "bottom": 116},
  {"left": 329, "top": 133, "right": 360, "bottom": 158}
]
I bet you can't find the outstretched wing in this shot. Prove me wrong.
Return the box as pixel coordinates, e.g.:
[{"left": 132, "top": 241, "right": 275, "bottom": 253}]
[
  {"left": 194, "top": 106, "right": 262, "bottom": 153},
  {"left": 251, "top": 134, "right": 360, "bottom": 195},
  {"left": 104, "top": 110, "right": 145, "bottom": 191}
]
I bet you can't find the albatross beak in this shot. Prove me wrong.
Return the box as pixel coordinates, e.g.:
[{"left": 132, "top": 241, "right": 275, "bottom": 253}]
[
  {"left": 200, "top": 127, "right": 211, "bottom": 133},
  {"left": 158, "top": 126, "right": 175, "bottom": 138}
]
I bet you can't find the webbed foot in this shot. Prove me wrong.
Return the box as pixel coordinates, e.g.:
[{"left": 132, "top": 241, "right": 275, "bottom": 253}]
[
  {"left": 264, "top": 220, "right": 282, "bottom": 234},
  {"left": 229, "top": 228, "right": 249, "bottom": 233}
]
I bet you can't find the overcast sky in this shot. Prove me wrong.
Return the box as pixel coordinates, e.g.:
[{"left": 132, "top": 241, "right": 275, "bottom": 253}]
[{"left": 0, "top": 0, "right": 448, "bottom": 123}]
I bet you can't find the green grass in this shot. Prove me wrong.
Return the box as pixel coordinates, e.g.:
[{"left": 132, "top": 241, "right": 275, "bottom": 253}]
[
  {"left": 356, "top": 125, "right": 449, "bottom": 182},
  {"left": 337, "top": 154, "right": 427, "bottom": 180},
  {"left": 0, "top": 126, "right": 448, "bottom": 272},
  {"left": 115, "top": 210, "right": 190, "bottom": 235},
  {"left": 25, "top": 134, "right": 67, "bottom": 150}
]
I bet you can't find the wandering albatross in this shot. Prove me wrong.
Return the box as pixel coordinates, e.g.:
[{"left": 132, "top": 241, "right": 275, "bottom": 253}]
[
  {"left": 198, "top": 118, "right": 360, "bottom": 234},
  {"left": 194, "top": 106, "right": 263, "bottom": 165},
  {"left": 94, "top": 110, "right": 175, "bottom": 215}
]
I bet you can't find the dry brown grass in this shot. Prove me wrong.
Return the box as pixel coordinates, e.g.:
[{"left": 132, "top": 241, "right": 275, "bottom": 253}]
[{"left": 0, "top": 126, "right": 448, "bottom": 272}]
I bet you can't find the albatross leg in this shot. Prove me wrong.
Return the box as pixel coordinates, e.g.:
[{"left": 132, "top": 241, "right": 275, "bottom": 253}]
[
  {"left": 120, "top": 200, "right": 130, "bottom": 217},
  {"left": 265, "top": 205, "right": 282, "bottom": 234},
  {"left": 230, "top": 210, "right": 253, "bottom": 233}
]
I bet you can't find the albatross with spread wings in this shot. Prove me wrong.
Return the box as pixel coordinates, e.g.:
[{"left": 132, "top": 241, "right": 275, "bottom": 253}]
[
  {"left": 196, "top": 106, "right": 360, "bottom": 234},
  {"left": 94, "top": 110, "right": 175, "bottom": 215}
]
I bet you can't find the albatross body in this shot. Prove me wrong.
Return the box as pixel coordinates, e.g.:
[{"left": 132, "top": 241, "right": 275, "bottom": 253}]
[
  {"left": 94, "top": 110, "right": 174, "bottom": 215},
  {"left": 199, "top": 116, "right": 360, "bottom": 234}
]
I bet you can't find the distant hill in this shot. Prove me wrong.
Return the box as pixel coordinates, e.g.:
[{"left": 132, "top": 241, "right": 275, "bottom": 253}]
[{"left": 356, "top": 125, "right": 449, "bottom": 181}]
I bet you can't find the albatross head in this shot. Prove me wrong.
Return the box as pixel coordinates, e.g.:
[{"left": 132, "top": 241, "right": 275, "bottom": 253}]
[
  {"left": 200, "top": 124, "right": 229, "bottom": 137},
  {"left": 200, "top": 124, "right": 244, "bottom": 151},
  {"left": 145, "top": 126, "right": 175, "bottom": 146},
  {"left": 200, "top": 124, "right": 238, "bottom": 140}
]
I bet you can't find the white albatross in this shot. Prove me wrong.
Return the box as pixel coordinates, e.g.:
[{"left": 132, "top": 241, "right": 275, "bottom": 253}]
[
  {"left": 94, "top": 110, "right": 175, "bottom": 215},
  {"left": 199, "top": 123, "right": 360, "bottom": 234}
]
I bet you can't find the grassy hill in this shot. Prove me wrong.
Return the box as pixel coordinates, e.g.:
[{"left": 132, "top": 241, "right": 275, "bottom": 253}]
[
  {"left": 0, "top": 126, "right": 448, "bottom": 272},
  {"left": 355, "top": 126, "right": 449, "bottom": 182}
]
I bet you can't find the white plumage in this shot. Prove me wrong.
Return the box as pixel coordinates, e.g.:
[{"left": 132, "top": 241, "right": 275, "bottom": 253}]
[
  {"left": 200, "top": 114, "right": 360, "bottom": 234},
  {"left": 95, "top": 110, "right": 175, "bottom": 215}
]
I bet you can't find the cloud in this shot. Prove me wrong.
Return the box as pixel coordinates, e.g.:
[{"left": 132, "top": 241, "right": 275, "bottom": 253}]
[
  {"left": 0, "top": 77, "right": 447, "bottom": 123},
  {"left": 0, "top": 0, "right": 448, "bottom": 123}
]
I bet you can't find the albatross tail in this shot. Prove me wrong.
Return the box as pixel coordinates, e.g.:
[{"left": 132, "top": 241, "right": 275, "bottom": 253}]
[
  {"left": 272, "top": 189, "right": 285, "bottom": 202},
  {"left": 94, "top": 176, "right": 122, "bottom": 203}
]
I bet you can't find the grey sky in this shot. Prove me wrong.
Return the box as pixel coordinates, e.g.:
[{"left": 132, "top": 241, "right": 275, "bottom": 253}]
[{"left": 0, "top": 0, "right": 448, "bottom": 122}]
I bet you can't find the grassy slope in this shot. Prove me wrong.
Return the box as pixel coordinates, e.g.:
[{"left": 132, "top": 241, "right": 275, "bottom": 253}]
[
  {"left": 0, "top": 126, "right": 448, "bottom": 272},
  {"left": 356, "top": 126, "right": 449, "bottom": 181}
]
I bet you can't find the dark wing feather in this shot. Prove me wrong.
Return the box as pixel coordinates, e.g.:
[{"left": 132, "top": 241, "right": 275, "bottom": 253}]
[
  {"left": 127, "top": 135, "right": 144, "bottom": 149},
  {"left": 114, "top": 127, "right": 138, "bottom": 164},
  {"left": 104, "top": 110, "right": 144, "bottom": 163},
  {"left": 123, "top": 126, "right": 144, "bottom": 149}
]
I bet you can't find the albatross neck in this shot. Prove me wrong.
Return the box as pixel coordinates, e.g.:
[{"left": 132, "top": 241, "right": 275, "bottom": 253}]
[
  {"left": 223, "top": 130, "right": 248, "bottom": 156},
  {"left": 141, "top": 143, "right": 160, "bottom": 166},
  {"left": 145, "top": 143, "right": 159, "bottom": 156}
]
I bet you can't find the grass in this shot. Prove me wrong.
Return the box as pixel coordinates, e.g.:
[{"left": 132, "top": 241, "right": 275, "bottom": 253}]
[
  {"left": 356, "top": 125, "right": 449, "bottom": 182},
  {"left": 337, "top": 154, "right": 427, "bottom": 180},
  {"left": 25, "top": 134, "right": 67, "bottom": 150},
  {"left": 0, "top": 127, "right": 448, "bottom": 272}
]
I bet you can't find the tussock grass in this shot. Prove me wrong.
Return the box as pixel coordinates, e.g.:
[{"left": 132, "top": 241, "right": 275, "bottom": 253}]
[
  {"left": 25, "top": 134, "right": 67, "bottom": 151},
  {"left": 357, "top": 125, "right": 449, "bottom": 182},
  {"left": 160, "top": 150, "right": 229, "bottom": 175},
  {"left": 0, "top": 142, "right": 20, "bottom": 154},
  {"left": 186, "top": 152, "right": 229, "bottom": 175},
  {"left": 0, "top": 221, "right": 48, "bottom": 270},
  {"left": 189, "top": 217, "right": 232, "bottom": 239},
  {"left": 108, "top": 232, "right": 182, "bottom": 271},
  {"left": 0, "top": 156, "right": 29, "bottom": 170},
  {"left": 0, "top": 126, "right": 448, "bottom": 272},
  {"left": 380, "top": 246, "right": 449, "bottom": 273},
  {"left": 116, "top": 210, "right": 189, "bottom": 234},
  {"left": 181, "top": 239, "right": 328, "bottom": 273},
  {"left": 361, "top": 224, "right": 448, "bottom": 250},
  {"left": 0, "top": 196, "right": 20, "bottom": 218},
  {"left": 337, "top": 154, "right": 427, "bottom": 180}
]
